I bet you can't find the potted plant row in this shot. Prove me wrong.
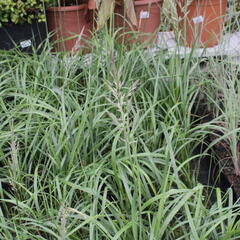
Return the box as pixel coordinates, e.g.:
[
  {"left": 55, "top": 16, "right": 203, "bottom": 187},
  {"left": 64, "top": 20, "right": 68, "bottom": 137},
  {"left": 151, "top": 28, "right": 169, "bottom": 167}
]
[
  {"left": 46, "top": 0, "right": 164, "bottom": 52},
  {"left": 0, "top": 0, "right": 230, "bottom": 53},
  {"left": 0, "top": 0, "right": 50, "bottom": 53},
  {"left": 46, "top": 0, "right": 229, "bottom": 51}
]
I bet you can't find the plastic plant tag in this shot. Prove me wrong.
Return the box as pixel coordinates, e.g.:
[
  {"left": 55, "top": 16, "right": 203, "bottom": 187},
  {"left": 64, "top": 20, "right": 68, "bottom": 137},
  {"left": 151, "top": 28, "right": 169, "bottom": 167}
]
[
  {"left": 20, "top": 40, "right": 32, "bottom": 49},
  {"left": 192, "top": 16, "right": 204, "bottom": 24},
  {"left": 140, "top": 11, "right": 150, "bottom": 19}
]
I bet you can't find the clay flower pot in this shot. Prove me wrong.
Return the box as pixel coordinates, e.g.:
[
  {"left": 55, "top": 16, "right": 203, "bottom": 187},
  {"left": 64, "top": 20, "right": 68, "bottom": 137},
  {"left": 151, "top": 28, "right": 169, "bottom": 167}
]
[
  {"left": 47, "top": 4, "right": 93, "bottom": 52},
  {"left": 177, "top": 0, "right": 227, "bottom": 48},
  {"left": 88, "top": 0, "right": 97, "bottom": 10},
  {"left": 114, "top": 0, "right": 163, "bottom": 45}
]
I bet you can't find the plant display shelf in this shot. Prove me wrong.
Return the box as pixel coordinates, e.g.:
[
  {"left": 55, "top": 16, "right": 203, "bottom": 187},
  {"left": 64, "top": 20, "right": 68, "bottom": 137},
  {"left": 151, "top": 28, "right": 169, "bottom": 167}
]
[{"left": 156, "top": 31, "right": 240, "bottom": 60}]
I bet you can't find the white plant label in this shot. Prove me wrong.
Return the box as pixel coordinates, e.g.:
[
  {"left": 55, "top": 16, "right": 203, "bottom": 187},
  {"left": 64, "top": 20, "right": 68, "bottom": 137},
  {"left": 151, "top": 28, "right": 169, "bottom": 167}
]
[
  {"left": 140, "top": 11, "right": 150, "bottom": 19},
  {"left": 192, "top": 16, "right": 204, "bottom": 24},
  {"left": 20, "top": 40, "right": 32, "bottom": 49}
]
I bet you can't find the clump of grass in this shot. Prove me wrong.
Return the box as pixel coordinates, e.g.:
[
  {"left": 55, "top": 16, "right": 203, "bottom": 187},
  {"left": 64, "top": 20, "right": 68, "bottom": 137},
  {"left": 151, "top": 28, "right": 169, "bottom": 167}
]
[{"left": 0, "top": 30, "right": 240, "bottom": 240}]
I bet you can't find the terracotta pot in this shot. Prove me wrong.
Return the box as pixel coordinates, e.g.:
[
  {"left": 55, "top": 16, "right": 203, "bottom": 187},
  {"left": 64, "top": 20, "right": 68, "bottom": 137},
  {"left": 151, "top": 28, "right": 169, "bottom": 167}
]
[
  {"left": 114, "top": 0, "right": 163, "bottom": 45},
  {"left": 47, "top": 4, "right": 93, "bottom": 52},
  {"left": 177, "top": 0, "right": 227, "bottom": 48},
  {"left": 88, "top": 0, "right": 97, "bottom": 10}
]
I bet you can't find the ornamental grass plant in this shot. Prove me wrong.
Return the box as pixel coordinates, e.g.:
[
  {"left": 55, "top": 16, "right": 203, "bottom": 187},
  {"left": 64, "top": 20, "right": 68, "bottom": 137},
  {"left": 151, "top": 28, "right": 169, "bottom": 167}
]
[
  {"left": 0, "top": 27, "right": 240, "bottom": 239},
  {"left": 0, "top": 0, "right": 240, "bottom": 239}
]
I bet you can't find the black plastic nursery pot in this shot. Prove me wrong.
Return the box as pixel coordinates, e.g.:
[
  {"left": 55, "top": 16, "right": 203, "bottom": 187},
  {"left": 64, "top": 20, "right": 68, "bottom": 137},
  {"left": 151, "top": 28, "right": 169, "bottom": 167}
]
[{"left": 0, "top": 20, "right": 47, "bottom": 53}]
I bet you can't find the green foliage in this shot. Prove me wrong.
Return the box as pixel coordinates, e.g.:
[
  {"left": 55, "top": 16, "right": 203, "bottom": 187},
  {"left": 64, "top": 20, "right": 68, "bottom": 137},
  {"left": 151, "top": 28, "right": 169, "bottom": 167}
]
[
  {"left": 0, "top": 0, "right": 51, "bottom": 27},
  {"left": 0, "top": 31, "right": 240, "bottom": 239}
]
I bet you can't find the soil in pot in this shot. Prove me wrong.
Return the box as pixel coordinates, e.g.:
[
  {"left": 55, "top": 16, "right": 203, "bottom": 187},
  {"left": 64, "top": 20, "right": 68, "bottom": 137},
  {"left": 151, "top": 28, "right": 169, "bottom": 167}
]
[
  {"left": 192, "top": 145, "right": 236, "bottom": 205},
  {"left": 177, "top": 0, "right": 227, "bottom": 48},
  {"left": 114, "top": 0, "right": 163, "bottom": 46},
  {"left": 47, "top": 4, "right": 93, "bottom": 53},
  {"left": 191, "top": 98, "right": 239, "bottom": 205}
]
